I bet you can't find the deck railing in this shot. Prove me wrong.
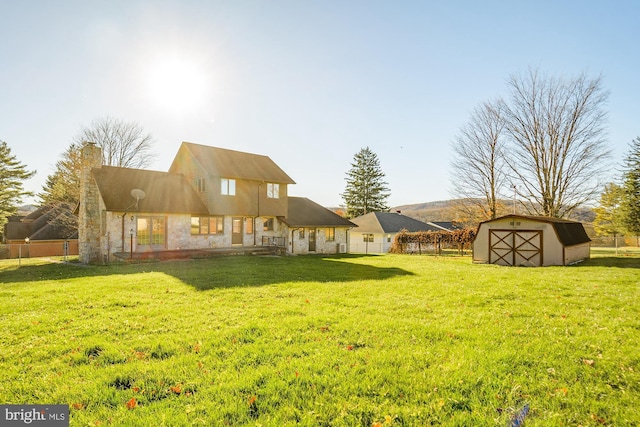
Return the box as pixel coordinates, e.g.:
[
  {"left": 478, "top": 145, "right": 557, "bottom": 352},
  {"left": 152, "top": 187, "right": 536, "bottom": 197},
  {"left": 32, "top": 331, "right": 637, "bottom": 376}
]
[{"left": 262, "top": 236, "right": 286, "bottom": 248}]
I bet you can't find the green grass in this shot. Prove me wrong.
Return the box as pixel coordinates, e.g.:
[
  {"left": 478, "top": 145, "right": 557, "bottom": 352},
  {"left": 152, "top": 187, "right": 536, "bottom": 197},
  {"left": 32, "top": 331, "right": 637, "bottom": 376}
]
[{"left": 0, "top": 254, "right": 638, "bottom": 426}]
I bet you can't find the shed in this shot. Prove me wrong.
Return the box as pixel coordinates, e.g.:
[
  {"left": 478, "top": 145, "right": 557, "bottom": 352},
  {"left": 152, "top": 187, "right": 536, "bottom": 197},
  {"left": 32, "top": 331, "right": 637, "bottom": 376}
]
[{"left": 472, "top": 214, "right": 591, "bottom": 266}]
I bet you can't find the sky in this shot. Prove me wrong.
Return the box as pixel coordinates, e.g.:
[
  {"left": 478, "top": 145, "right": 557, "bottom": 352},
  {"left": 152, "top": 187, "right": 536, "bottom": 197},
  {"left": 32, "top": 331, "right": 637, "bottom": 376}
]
[{"left": 1, "top": 1, "right": 638, "bottom": 208}]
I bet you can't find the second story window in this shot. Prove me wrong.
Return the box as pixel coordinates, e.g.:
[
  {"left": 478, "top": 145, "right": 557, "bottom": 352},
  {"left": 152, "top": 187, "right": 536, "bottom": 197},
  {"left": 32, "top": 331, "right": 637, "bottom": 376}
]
[
  {"left": 267, "top": 182, "right": 279, "bottom": 199},
  {"left": 196, "top": 177, "right": 206, "bottom": 192},
  {"left": 221, "top": 178, "right": 236, "bottom": 196}
]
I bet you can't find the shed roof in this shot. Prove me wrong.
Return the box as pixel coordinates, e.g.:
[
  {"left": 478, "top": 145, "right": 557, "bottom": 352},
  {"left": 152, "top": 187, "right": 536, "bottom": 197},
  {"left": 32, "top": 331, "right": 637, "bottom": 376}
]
[
  {"left": 92, "top": 166, "right": 209, "bottom": 215},
  {"left": 170, "top": 142, "right": 296, "bottom": 184},
  {"left": 350, "top": 212, "right": 442, "bottom": 234},
  {"left": 280, "top": 197, "right": 355, "bottom": 228},
  {"left": 479, "top": 214, "right": 591, "bottom": 246}
]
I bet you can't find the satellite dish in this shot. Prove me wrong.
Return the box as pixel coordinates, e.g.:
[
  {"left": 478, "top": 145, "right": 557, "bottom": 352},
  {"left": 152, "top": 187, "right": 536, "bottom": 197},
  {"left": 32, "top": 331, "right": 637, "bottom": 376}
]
[
  {"left": 130, "top": 189, "right": 146, "bottom": 210},
  {"left": 131, "top": 189, "right": 146, "bottom": 200}
]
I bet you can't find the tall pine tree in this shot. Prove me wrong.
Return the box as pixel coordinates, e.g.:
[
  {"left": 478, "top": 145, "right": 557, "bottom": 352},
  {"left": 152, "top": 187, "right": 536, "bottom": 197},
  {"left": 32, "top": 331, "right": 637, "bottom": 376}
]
[
  {"left": 0, "top": 141, "right": 35, "bottom": 236},
  {"left": 38, "top": 142, "right": 83, "bottom": 205},
  {"left": 341, "top": 147, "right": 390, "bottom": 218},
  {"left": 621, "top": 137, "right": 640, "bottom": 241}
]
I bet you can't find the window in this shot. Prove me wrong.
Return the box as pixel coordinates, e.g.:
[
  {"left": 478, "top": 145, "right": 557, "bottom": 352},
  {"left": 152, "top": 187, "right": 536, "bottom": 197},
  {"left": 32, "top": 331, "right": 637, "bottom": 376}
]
[
  {"left": 245, "top": 217, "right": 253, "bottom": 234},
  {"left": 363, "top": 233, "right": 374, "bottom": 243},
  {"left": 196, "top": 177, "right": 206, "bottom": 192},
  {"left": 190, "top": 217, "right": 200, "bottom": 235},
  {"left": 151, "top": 218, "right": 165, "bottom": 245},
  {"left": 387, "top": 234, "right": 391, "bottom": 243},
  {"left": 138, "top": 218, "right": 150, "bottom": 245},
  {"left": 221, "top": 178, "right": 236, "bottom": 195},
  {"left": 209, "top": 217, "right": 224, "bottom": 234},
  {"left": 267, "top": 182, "right": 279, "bottom": 199},
  {"left": 263, "top": 218, "right": 274, "bottom": 231},
  {"left": 326, "top": 227, "right": 335, "bottom": 242},
  {"left": 299, "top": 228, "right": 305, "bottom": 238},
  {"left": 200, "top": 217, "right": 210, "bottom": 234},
  {"left": 137, "top": 217, "right": 165, "bottom": 246},
  {"left": 191, "top": 216, "right": 224, "bottom": 235}
]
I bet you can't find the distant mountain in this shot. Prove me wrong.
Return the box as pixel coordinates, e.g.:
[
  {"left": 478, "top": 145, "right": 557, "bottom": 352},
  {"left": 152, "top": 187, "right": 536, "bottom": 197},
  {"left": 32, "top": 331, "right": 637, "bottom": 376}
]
[
  {"left": 392, "top": 200, "right": 455, "bottom": 222},
  {"left": 17, "top": 205, "right": 37, "bottom": 216},
  {"left": 331, "top": 199, "right": 595, "bottom": 226},
  {"left": 392, "top": 199, "right": 596, "bottom": 224}
]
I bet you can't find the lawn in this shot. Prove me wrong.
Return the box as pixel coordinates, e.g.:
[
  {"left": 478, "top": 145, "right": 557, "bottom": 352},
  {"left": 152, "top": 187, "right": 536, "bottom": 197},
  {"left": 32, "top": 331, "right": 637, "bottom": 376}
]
[{"left": 0, "top": 254, "right": 638, "bottom": 426}]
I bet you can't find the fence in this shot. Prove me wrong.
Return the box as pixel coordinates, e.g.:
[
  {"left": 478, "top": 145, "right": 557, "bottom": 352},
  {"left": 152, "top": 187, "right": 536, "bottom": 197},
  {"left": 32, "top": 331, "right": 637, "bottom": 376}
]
[{"left": 0, "top": 240, "right": 79, "bottom": 259}]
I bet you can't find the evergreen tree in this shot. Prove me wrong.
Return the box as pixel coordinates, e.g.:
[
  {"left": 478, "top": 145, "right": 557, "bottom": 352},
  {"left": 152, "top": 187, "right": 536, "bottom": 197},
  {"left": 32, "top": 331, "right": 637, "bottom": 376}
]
[
  {"left": 593, "top": 182, "right": 625, "bottom": 247},
  {"left": 621, "top": 137, "right": 640, "bottom": 241},
  {"left": 341, "top": 147, "right": 390, "bottom": 218},
  {"left": 0, "top": 141, "right": 35, "bottom": 236},
  {"left": 39, "top": 143, "right": 83, "bottom": 206}
]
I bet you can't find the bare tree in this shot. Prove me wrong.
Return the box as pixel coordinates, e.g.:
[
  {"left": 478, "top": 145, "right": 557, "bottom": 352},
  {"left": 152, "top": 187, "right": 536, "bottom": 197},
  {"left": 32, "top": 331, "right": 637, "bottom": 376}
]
[
  {"left": 450, "top": 100, "right": 508, "bottom": 220},
  {"left": 73, "top": 116, "right": 156, "bottom": 168},
  {"left": 39, "top": 117, "right": 155, "bottom": 231},
  {"left": 502, "top": 68, "right": 610, "bottom": 218}
]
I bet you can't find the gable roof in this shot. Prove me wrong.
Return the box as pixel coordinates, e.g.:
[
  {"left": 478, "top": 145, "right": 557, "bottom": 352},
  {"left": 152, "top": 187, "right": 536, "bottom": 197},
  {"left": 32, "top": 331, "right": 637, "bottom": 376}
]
[
  {"left": 3, "top": 203, "right": 78, "bottom": 241},
  {"left": 170, "top": 142, "right": 296, "bottom": 184},
  {"left": 479, "top": 214, "right": 591, "bottom": 246},
  {"left": 350, "top": 212, "right": 442, "bottom": 234},
  {"left": 427, "top": 221, "right": 459, "bottom": 232},
  {"left": 280, "top": 197, "right": 355, "bottom": 227},
  {"left": 92, "top": 166, "right": 209, "bottom": 214}
]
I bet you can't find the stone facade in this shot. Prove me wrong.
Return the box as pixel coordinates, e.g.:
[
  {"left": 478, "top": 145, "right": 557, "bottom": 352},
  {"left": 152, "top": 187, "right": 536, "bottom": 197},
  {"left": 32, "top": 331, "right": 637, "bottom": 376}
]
[
  {"left": 78, "top": 143, "right": 102, "bottom": 264},
  {"left": 96, "top": 213, "right": 294, "bottom": 261},
  {"left": 289, "top": 227, "right": 347, "bottom": 255}
]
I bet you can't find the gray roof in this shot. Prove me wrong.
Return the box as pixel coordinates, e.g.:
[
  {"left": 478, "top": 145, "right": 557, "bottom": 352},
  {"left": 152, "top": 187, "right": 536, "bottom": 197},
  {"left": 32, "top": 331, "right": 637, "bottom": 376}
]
[
  {"left": 280, "top": 197, "right": 355, "bottom": 228},
  {"left": 92, "top": 166, "right": 209, "bottom": 215},
  {"left": 350, "top": 212, "right": 442, "bottom": 234},
  {"left": 3, "top": 203, "right": 78, "bottom": 241},
  {"left": 170, "top": 142, "right": 296, "bottom": 184}
]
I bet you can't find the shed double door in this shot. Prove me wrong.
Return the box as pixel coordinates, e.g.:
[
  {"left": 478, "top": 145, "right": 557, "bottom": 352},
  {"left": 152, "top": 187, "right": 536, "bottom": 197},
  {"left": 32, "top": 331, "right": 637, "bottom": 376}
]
[{"left": 489, "top": 230, "right": 542, "bottom": 266}]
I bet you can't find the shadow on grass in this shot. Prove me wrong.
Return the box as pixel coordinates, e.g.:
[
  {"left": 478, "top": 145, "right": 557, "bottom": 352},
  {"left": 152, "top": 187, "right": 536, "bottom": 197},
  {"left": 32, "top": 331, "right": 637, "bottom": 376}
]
[
  {"left": 577, "top": 257, "right": 640, "bottom": 269},
  {"left": 0, "top": 254, "right": 415, "bottom": 289}
]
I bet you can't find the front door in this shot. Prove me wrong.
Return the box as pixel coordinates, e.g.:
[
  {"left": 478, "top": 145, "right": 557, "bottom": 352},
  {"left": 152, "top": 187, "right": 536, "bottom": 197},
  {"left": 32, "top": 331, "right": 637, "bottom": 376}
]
[
  {"left": 308, "top": 228, "right": 316, "bottom": 252},
  {"left": 232, "top": 217, "right": 243, "bottom": 245}
]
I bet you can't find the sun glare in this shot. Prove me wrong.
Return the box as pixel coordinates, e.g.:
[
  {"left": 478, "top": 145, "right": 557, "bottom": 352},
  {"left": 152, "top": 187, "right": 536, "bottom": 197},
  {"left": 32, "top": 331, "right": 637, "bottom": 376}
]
[{"left": 147, "top": 58, "right": 207, "bottom": 112}]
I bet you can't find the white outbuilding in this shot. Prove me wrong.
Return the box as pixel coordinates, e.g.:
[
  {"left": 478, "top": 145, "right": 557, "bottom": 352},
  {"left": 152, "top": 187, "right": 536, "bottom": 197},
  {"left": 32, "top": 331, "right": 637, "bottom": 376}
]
[{"left": 472, "top": 214, "right": 591, "bottom": 266}]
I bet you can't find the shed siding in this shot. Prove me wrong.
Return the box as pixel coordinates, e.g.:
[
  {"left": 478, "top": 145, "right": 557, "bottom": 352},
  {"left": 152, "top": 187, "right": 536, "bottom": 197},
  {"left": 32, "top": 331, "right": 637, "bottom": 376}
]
[{"left": 564, "top": 243, "right": 591, "bottom": 265}]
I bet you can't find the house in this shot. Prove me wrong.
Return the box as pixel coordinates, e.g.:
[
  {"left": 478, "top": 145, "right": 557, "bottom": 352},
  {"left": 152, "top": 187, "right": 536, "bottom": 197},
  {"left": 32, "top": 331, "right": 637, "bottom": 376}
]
[
  {"left": 2, "top": 204, "right": 78, "bottom": 258},
  {"left": 472, "top": 214, "right": 591, "bottom": 266},
  {"left": 348, "top": 211, "right": 449, "bottom": 254},
  {"left": 280, "top": 197, "right": 355, "bottom": 254},
  {"left": 78, "top": 142, "right": 354, "bottom": 263}
]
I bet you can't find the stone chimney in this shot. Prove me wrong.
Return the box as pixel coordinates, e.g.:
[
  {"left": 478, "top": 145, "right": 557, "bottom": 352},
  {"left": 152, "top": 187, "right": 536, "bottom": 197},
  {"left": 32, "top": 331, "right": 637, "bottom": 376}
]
[{"left": 78, "top": 142, "right": 102, "bottom": 263}]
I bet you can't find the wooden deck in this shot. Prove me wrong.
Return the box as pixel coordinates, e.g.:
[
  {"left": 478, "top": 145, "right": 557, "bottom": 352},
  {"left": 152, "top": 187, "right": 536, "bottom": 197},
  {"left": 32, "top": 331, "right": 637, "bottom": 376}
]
[{"left": 113, "top": 245, "right": 282, "bottom": 261}]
